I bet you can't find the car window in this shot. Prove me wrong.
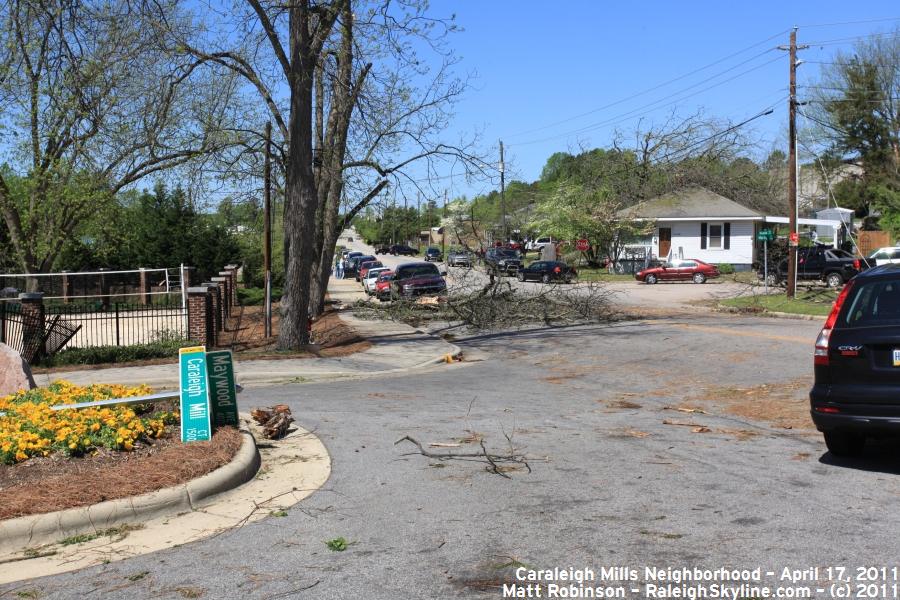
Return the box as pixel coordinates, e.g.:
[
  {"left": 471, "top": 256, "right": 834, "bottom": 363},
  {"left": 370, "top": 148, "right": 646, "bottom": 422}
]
[
  {"left": 681, "top": 261, "right": 697, "bottom": 268},
  {"left": 891, "top": 250, "right": 900, "bottom": 259},
  {"left": 829, "top": 249, "right": 854, "bottom": 259},
  {"left": 664, "top": 261, "right": 677, "bottom": 268},
  {"left": 841, "top": 280, "right": 900, "bottom": 328},
  {"left": 871, "top": 251, "right": 888, "bottom": 259},
  {"left": 530, "top": 262, "right": 544, "bottom": 270}
]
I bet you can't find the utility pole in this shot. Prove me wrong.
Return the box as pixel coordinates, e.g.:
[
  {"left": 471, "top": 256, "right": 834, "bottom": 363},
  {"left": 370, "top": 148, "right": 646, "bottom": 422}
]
[
  {"left": 263, "top": 121, "right": 273, "bottom": 337},
  {"left": 417, "top": 192, "right": 422, "bottom": 250},
  {"left": 499, "top": 140, "right": 507, "bottom": 242},
  {"left": 442, "top": 189, "right": 448, "bottom": 258},
  {"left": 779, "top": 28, "right": 808, "bottom": 299}
]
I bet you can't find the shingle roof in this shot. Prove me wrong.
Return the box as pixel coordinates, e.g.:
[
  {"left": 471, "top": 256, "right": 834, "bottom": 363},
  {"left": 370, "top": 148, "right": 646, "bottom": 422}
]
[{"left": 618, "top": 186, "right": 764, "bottom": 219}]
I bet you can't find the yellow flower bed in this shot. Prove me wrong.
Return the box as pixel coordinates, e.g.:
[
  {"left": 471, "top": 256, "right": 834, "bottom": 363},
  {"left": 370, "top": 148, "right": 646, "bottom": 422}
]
[{"left": 0, "top": 381, "right": 178, "bottom": 465}]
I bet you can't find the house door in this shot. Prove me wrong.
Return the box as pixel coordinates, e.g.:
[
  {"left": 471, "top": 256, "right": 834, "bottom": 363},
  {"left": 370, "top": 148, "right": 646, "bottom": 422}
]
[{"left": 658, "top": 228, "right": 671, "bottom": 259}]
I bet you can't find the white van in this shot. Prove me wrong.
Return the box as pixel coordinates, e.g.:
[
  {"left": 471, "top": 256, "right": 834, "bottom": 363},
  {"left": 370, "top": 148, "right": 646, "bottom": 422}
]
[{"left": 527, "top": 236, "right": 555, "bottom": 252}]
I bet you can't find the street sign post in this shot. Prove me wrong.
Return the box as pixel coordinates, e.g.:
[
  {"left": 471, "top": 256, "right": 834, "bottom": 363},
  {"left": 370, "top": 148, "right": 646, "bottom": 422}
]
[
  {"left": 179, "top": 346, "right": 211, "bottom": 442},
  {"left": 756, "top": 230, "right": 775, "bottom": 294},
  {"left": 575, "top": 239, "right": 590, "bottom": 252},
  {"left": 206, "top": 350, "right": 239, "bottom": 428}
]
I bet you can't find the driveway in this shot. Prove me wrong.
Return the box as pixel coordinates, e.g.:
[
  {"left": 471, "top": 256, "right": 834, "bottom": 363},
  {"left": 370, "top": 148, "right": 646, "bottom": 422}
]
[{"left": 12, "top": 312, "right": 900, "bottom": 599}]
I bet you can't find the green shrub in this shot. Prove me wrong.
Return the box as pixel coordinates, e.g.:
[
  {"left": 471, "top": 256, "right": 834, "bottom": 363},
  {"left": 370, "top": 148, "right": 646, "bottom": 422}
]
[
  {"left": 238, "top": 286, "right": 283, "bottom": 306},
  {"left": 717, "top": 263, "right": 735, "bottom": 275},
  {"left": 39, "top": 338, "right": 187, "bottom": 367}
]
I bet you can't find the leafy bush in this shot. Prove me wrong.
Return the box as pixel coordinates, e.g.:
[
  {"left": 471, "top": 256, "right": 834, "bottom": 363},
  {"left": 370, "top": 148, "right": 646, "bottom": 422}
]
[
  {"left": 238, "top": 286, "right": 283, "bottom": 306},
  {"left": 717, "top": 263, "right": 735, "bottom": 274},
  {"left": 39, "top": 338, "right": 187, "bottom": 367}
]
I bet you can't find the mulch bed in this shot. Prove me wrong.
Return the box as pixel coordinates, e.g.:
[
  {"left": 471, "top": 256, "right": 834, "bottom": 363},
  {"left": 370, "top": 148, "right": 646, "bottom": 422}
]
[
  {"left": 229, "top": 302, "right": 371, "bottom": 358},
  {"left": 0, "top": 426, "right": 243, "bottom": 520}
]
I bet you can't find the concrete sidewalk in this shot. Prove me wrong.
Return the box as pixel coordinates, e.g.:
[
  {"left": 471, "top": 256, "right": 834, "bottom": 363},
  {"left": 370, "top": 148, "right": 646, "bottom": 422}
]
[{"left": 35, "top": 275, "right": 460, "bottom": 389}]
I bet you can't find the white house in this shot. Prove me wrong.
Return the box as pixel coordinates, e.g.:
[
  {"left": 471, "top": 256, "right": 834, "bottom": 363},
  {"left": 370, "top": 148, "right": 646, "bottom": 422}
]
[{"left": 618, "top": 187, "right": 766, "bottom": 270}]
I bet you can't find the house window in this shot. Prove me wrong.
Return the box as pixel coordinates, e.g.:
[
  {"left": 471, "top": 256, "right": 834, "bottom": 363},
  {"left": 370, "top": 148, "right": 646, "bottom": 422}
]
[{"left": 708, "top": 224, "right": 723, "bottom": 249}]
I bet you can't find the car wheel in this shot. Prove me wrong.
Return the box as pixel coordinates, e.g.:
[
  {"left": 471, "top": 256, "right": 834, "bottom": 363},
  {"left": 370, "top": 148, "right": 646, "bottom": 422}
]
[
  {"left": 541, "top": 273, "right": 551, "bottom": 284},
  {"left": 564, "top": 275, "right": 573, "bottom": 284},
  {"left": 765, "top": 273, "right": 778, "bottom": 286},
  {"left": 692, "top": 272, "right": 707, "bottom": 284},
  {"left": 825, "top": 272, "right": 843, "bottom": 288},
  {"left": 516, "top": 272, "right": 525, "bottom": 282},
  {"left": 823, "top": 431, "right": 866, "bottom": 457},
  {"left": 645, "top": 274, "right": 658, "bottom": 284}
]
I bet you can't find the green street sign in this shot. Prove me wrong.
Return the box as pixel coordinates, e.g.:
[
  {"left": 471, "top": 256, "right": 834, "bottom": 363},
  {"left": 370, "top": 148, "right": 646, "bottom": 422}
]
[
  {"left": 179, "top": 346, "right": 211, "bottom": 442},
  {"left": 757, "top": 230, "right": 775, "bottom": 242},
  {"left": 206, "top": 350, "right": 239, "bottom": 428}
]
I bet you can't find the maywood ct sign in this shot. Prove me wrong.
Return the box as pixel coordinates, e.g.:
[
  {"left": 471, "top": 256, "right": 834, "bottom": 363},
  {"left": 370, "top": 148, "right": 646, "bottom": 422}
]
[{"left": 178, "top": 347, "right": 240, "bottom": 442}]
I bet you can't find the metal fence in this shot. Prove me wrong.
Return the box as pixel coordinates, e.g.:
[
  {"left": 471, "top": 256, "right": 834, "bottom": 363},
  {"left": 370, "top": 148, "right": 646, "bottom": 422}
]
[
  {"left": 0, "top": 267, "right": 184, "bottom": 304},
  {"left": 46, "top": 302, "right": 188, "bottom": 349},
  {"left": 0, "top": 302, "right": 42, "bottom": 361}
]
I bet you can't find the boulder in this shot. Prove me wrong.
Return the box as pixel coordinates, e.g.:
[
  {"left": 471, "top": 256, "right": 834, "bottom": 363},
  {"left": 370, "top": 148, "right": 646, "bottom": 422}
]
[{"left": 0, "top": 343, "right": 37, "bottom": 397}]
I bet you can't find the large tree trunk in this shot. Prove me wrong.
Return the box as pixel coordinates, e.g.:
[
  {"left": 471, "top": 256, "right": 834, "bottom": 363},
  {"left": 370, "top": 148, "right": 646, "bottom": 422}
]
[{"left": 276, "top": 3, "right": 320, "bottom": 350}]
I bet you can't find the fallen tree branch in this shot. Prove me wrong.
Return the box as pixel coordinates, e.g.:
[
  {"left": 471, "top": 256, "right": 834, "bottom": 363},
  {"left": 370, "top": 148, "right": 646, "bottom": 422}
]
[{"left": 394, "top": 435, "right": 531, "bottom": 478}]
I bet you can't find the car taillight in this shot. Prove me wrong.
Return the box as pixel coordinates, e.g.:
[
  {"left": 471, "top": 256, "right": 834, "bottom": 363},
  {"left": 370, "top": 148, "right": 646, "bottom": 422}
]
[
  {"left": 554, "top": 266, "right": 561, "bottom": 273},
  {"left": 814, "top": 280, "right": 855, "bottom": 366},
  {"left": 853, "top": 259, "right": 860, "bottom": 270}
]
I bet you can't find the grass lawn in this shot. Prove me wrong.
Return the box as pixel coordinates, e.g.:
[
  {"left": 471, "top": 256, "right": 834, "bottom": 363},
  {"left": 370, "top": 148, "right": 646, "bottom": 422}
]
[
  {"left": 720, "top": 289, "right": 837, "bottom": 316},
  {"left": 573, "top": 267, "right": 637, "bottom": 282}
]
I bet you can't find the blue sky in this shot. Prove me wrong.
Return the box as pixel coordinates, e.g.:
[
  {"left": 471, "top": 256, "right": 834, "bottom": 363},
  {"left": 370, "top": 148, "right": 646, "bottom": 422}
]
[{"left": 428, "top": 1, "right": 900, "bottom": 199}]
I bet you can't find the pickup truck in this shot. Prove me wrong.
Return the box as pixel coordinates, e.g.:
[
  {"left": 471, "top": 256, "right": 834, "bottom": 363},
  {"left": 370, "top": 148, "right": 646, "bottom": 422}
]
[{"left": 763, "top": 246, "right": 866, "bottom": 288}]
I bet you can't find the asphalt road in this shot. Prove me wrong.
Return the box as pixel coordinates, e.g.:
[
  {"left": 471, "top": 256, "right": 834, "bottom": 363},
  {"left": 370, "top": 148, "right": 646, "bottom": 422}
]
[{"left": 12, "top": 311, "right": 900, "bottom": 600}]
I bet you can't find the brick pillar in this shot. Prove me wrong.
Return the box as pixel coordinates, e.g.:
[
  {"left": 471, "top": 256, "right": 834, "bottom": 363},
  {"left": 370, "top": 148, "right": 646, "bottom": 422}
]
[
  {"left": 186, "top": 287, "right": 213, "bottom": 346},
  {"left": 214, "top": 275, "right": 230, "bottom": 318},
  {"left": 139, "top": 268, "right": 150, "bottom": 305},
  {"left": 18, "top": 292, "right": 45, "bottom": 363},
  {"left": 203, "top": 283, "right": 222, "bottom": 343},
  {"left": 224, "top": 264, "right": 239, "bottom": 306},
  {"left": 182, "top": 266, "right": 195, "bottom": 290},
  {"left": 97, "top": 268, "right": 110, "bottom": 310},
  {"left": 61, "top": 271, "right": 72, "bottom": 304}
]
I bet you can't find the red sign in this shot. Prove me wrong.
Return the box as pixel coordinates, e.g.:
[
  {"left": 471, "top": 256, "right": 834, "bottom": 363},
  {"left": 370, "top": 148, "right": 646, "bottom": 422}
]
[
  {"left": 789, "top": 232, "right": 799, "bottom": 247},
  {"left": 575, "top": 239, "right": 590, "bottom": 252}
]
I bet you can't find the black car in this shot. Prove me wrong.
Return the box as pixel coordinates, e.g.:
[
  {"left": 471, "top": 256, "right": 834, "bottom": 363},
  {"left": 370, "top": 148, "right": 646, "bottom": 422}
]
[
  {"left": 374, "top": 245, "right": 392, "bottom": 255},
  {"left": 810, "top": 264, "right": 900, "bottom": 456},
  {"left": 484, "top": 248, "right": 522, "bottom": 276},
  {"left": 389, "top": 244, "right": 418, "bottom": 256},
  {"left": 424, "top": 247, "right": 443, "bottom": 262},
  {"left": 447, "top": 249, "right": 473, "bottom": 267},
  {"left": 763, "top": 246, "right": 865, "bottom": 288},
  {"left": 390, "top": 262, "right": 447, "bottom": 298},
  {"left": 517, "top": 260, "right": 577, "bottom": 284},
  {"left": 344, "top": 254, "right": 375, "bottom": 278}
]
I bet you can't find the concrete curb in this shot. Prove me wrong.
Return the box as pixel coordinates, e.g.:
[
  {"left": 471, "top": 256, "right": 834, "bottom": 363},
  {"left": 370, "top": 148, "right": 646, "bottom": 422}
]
[
  {"left": 0, "top": 429, "right": 260, "bottom": 554},
  {"left": 713, "top": 305, "right": 825, "bottom": 321}
]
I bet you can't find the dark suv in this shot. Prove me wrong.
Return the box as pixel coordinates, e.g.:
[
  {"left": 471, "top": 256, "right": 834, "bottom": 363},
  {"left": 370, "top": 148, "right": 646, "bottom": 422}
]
[
  {"left": 390, "top": 262, "right": 447, "bottom": 298},
  {"left": 484, "top": 248, "right": 522, "bottom": 276},
  {"left": 424, "top": 247, "right": 443, "bottom": 262},
  {"left": 810, "top": 264, "right": 900, "bottom": 456},
  {"left": 390, "top": 244, "right": 418, "bottom": 256},
  {"left": 765, "top": 246, "right": 865, "bottom": 288}
]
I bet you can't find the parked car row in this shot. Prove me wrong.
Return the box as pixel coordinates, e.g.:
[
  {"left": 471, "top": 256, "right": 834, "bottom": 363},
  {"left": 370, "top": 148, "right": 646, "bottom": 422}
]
[{"left": 341, "top": 248, "right": 448, "bottom": 302}]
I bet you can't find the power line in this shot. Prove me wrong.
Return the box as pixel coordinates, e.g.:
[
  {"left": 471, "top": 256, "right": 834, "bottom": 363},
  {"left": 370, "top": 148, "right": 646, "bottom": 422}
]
[
  {"left": 799, "top": 16, "right": 900, "bottom": 28},
  {"left": 503, "top": 28, "right": 791, "bottom": 139},
  {"left": 804, "top": 31, "right": 900, "bottom": 47},
  {"left": 512, "top": 54, "right": 786, "bottom": 147}
]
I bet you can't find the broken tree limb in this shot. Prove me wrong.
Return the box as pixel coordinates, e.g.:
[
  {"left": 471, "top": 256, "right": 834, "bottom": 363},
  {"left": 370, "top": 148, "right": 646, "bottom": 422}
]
[
  {"left": 251, "top": 405, "right": 295, "bottom": 439},
  {"left": 394, "top": 435, "right": 531, "bottom": 478}
]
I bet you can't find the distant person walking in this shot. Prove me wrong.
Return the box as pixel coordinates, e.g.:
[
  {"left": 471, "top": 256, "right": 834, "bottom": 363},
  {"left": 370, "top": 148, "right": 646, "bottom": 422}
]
[{"left": 336, "top": 257, "right": 345, "bottom": 279}]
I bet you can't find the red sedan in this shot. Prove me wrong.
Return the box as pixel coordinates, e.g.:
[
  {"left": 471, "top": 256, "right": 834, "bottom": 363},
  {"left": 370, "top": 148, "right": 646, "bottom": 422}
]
[
  {"left": 374, "top": 271, "right": 394, "bottom": 301},
  {"left": 636, "top": 259, "right": 719, "bottom": 284}
]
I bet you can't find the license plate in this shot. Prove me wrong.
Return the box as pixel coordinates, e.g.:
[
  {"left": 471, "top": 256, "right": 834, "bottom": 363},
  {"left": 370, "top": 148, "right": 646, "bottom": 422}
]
[{"left": 894, "top": 350, "right": 900, "bottom": 367}]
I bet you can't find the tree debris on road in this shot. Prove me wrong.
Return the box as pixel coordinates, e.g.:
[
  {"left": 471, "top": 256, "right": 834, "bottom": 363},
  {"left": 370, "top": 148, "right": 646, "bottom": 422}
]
[{"left": 395, "top": 435, "right": 531, "bottom": 479}]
